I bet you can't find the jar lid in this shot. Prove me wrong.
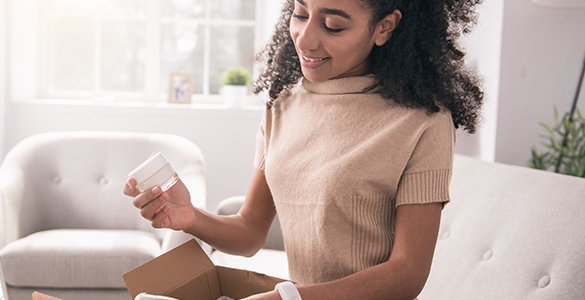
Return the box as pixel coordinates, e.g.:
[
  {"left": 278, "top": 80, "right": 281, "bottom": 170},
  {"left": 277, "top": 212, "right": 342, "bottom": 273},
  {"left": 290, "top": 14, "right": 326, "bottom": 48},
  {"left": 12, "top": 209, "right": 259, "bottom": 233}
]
[{"left": 128, "top": 152, "right": 169, "bottom": 184}]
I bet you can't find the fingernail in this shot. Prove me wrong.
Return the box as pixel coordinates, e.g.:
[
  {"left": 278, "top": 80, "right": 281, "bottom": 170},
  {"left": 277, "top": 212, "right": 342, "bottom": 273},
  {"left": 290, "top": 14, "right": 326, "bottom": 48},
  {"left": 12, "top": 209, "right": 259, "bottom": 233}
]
[
  {"left": 151, "top": 186, "right": 160, "bottom": 194},
  {"left": 163, "top": 205, "right": 170, "bottom": 212}
]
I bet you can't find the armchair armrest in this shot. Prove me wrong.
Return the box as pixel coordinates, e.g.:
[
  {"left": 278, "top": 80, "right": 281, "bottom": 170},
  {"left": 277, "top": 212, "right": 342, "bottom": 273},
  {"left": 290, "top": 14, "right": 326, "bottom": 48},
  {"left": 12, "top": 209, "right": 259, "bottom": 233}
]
[{"left": 0, "top": 162, "right": 26, "bottom": 248}]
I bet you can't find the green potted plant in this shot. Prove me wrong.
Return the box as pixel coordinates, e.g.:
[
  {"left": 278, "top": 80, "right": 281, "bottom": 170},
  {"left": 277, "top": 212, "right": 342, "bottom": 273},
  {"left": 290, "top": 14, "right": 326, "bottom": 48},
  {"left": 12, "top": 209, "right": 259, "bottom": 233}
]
[
  {"left": 528, "top": 106, "right": 585, "bottom": 177},
  {"left": 220, "top": 67, "right": 251, "bottom": 108}
]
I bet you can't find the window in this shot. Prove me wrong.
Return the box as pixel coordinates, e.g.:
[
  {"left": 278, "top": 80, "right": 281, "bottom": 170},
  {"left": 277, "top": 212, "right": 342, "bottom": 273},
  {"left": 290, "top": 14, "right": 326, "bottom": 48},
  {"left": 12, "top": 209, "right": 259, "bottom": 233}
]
[{"left": 33, "top": 0, "right": 265, "bottom": 102}]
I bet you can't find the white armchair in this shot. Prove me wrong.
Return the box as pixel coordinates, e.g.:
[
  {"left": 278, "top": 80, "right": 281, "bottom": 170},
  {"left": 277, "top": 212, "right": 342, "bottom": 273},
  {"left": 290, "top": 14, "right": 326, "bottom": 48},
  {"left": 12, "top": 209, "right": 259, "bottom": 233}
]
[{"left": 0, "top": 131, "right": 207, "bottom": 300}]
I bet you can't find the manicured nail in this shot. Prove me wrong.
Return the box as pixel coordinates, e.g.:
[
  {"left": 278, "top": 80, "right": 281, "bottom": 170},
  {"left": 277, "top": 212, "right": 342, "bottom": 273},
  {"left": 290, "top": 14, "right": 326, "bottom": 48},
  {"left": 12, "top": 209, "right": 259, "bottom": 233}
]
[{"left": 151, "top": 186, "right": 160, "bottom": 194}]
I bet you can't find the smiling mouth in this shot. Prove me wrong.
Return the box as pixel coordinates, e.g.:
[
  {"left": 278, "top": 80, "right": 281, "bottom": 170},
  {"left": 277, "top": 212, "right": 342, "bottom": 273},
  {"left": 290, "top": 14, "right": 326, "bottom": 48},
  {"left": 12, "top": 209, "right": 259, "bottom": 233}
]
[{"left": 302, "top": 55, "right": 330, "bottom": 62}]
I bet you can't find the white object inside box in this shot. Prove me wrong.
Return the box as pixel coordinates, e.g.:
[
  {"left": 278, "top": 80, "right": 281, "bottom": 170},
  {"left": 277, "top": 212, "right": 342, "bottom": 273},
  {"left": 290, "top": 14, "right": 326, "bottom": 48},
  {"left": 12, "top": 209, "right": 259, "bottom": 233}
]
[{"left": 134, "top": 293, "right": 235, "bottom": 300}]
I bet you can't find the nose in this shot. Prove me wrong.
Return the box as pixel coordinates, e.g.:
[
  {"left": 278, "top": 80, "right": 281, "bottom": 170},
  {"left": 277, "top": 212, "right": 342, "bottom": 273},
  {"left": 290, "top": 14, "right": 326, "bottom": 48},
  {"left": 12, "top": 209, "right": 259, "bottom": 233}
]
[{"left": 294, "top": 20, "right": 320, "bottom": 52}]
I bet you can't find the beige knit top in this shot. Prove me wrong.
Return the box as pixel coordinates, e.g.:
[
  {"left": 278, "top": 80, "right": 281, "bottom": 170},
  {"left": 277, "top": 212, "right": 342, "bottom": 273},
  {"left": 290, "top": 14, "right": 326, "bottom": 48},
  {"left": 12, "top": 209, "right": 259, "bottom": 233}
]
[{"left": 254, "top": 75, "right": 455, "bottom": 286}]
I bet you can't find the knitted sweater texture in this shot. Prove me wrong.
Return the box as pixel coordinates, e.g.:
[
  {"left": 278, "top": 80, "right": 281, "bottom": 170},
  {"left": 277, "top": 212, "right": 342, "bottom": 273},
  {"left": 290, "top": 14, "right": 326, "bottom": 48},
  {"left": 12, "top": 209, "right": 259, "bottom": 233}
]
[{"left": 254, "top": 75, "right": 455, "bottom": 286}]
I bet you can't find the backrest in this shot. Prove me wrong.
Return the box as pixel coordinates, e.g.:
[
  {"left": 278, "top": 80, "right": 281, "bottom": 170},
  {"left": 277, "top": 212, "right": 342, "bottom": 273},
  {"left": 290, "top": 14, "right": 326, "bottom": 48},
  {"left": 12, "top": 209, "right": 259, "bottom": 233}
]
[
  {"left": 419, "top": 155, "right": 585, "bottom": 299},
  {"left": 0, "top": 131, "right": 206, "bottom": 241}
]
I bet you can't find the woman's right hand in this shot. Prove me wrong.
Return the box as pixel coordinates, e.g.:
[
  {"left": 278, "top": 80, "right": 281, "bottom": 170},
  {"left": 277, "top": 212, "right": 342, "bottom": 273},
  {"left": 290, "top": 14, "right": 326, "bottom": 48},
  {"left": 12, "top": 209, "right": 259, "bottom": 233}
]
[{"left": 123, "top": 178, "right": 196, "bottom": 231}]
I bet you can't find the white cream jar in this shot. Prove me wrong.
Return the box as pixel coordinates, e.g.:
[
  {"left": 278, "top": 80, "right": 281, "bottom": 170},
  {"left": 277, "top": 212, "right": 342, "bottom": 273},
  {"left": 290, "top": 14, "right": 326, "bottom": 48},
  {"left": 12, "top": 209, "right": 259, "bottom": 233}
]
[{"left": 128, "top": 152, "right": 179, "bottom": 193}]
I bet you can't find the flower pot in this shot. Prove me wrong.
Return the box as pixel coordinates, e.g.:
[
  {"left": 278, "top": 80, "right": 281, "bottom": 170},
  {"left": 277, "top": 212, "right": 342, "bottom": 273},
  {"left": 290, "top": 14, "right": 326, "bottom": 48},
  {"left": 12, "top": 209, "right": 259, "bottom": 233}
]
[{"left": 221, "top": 85, "right": 248, "bottom": 108}]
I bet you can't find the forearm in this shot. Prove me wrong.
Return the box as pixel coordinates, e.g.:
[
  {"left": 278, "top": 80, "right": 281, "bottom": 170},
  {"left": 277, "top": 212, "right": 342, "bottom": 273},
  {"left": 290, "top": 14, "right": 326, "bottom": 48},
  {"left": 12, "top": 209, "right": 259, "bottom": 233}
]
[
  {"left": 183, "top": 206, "right": 271, "bottom": 257},
  {"left": 298, "top": 257, "right": 429, "bottom": 300},
  {"left": 185, "top": 168, "right": 277, "bottom": 256}
]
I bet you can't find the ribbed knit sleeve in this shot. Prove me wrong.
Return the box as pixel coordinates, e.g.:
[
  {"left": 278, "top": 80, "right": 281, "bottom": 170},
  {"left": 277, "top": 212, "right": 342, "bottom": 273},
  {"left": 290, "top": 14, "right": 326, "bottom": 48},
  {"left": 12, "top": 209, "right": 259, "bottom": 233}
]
[
  {"left": 395, "top": 110, "right": 455, "bottom": 206},
  {"left": 396, "top": 169, "right": 451, "bottom": 205}
]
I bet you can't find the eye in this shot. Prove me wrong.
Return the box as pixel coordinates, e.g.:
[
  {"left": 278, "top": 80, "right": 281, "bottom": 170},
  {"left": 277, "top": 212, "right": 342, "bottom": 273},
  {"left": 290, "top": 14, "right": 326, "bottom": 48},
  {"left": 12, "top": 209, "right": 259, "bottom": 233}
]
[
  {"left": 323, "top": 24, "right": 343, "bottom": 33},
  {"left": 292, "top": 13, "right": 308, "bottom": 21}
]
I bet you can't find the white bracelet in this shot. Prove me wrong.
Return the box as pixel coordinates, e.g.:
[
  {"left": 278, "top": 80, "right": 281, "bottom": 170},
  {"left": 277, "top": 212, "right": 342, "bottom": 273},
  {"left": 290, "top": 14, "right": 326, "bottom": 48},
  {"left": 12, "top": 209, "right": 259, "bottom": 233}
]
[{"left": 275, "top": 281, "right": 302, "bottom": 300}]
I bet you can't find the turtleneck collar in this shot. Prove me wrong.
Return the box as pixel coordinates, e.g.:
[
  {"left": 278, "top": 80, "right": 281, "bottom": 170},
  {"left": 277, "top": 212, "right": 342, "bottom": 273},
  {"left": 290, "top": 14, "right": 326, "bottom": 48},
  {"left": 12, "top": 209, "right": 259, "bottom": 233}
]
[{"left": 301, "top": 74, "right": 380, "bottom": 95}]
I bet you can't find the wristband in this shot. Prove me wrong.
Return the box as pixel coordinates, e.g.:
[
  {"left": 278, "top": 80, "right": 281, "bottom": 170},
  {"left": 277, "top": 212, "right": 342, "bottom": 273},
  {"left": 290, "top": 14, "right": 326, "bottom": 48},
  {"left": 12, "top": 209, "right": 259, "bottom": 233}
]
[{"left": 275, "top": 281, "right": 302, "bottom": 300}]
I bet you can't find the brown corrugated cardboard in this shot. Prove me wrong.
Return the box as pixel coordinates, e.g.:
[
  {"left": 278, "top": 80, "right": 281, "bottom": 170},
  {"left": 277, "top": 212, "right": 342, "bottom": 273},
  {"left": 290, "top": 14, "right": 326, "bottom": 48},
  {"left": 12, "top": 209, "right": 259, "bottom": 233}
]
[{"left": 123, "top": 239, "right": 288, "bottom": 300}]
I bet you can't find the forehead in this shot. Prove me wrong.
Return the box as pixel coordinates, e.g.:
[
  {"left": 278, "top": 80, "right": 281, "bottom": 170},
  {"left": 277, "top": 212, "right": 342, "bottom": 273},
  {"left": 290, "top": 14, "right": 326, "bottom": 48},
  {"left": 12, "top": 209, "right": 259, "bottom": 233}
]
[{"left": 295, "top": 0, "right": 367, "bottom": 14}]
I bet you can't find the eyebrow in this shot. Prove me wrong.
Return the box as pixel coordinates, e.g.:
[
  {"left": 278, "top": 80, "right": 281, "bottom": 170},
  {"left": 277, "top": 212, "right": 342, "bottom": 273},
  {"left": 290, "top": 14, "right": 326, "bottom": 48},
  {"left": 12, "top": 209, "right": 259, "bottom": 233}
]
[{"left": 296, "top": 0, "right": 352, "bottom": 20}]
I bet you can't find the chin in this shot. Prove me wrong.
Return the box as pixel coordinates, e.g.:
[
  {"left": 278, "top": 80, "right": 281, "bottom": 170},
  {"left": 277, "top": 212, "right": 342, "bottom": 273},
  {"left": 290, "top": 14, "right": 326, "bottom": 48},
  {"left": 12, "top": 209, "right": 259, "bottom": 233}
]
[{"left": 301, "top": 72, "right": 330, "bottom": 83}]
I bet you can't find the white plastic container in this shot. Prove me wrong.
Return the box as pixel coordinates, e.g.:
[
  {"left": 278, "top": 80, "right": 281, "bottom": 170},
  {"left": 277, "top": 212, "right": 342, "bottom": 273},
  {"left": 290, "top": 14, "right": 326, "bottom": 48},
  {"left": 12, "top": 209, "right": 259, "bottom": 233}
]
[
  {"left": 134, "top": 293, "right": 180, "bottom": 300},
  {"left": 128, "top": 152, "right": 179, "bottom": 193}
]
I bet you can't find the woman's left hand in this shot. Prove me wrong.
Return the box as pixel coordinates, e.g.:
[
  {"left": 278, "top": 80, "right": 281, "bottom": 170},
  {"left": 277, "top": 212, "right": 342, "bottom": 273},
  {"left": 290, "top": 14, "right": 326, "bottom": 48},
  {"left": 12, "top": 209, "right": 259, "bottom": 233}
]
[{"left": 240, "top": 290, "right": 281, "bottom": 300}]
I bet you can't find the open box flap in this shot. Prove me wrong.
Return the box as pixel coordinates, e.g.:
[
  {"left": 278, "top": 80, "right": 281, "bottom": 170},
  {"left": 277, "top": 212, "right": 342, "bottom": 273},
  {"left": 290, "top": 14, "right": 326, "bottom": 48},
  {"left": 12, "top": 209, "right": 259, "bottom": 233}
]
[
  {"left": 216, "top": 266, "right": 287, "bottom": 299},
  {"left": 123, "top": 239, "right": 215, "bottom": 299},
  {"left": 164, "top": 268, "right": 222, "bottom": 300}
]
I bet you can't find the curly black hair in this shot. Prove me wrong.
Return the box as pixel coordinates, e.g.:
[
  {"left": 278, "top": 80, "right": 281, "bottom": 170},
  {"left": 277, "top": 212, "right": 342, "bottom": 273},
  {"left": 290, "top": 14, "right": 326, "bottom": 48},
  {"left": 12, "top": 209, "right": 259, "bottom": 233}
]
[{"left": 253, "top": 0, "right": 484, "bottom": 133}]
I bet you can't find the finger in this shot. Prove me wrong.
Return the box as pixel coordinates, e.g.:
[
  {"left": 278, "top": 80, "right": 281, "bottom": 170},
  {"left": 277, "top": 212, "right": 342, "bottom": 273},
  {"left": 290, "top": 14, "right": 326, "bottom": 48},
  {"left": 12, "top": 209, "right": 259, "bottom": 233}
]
[
  {"left": 151, "top": 205, "right": 171, "bottom": 229},
  {"left": 132, "top": 185, "right": 162, "bottom": 209},
  {"left": 124, "top": 178, "right": 140, "bottom": 197},
  {"left": 135, "top": 188, "right": 168, "bottom": 221}
]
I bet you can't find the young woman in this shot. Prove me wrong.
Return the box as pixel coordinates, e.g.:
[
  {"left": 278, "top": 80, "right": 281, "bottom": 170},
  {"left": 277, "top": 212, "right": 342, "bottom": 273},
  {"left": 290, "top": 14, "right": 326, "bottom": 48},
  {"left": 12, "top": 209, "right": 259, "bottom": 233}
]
[{"left": 124, "top": 0, "right": 483, "bottom": 299}]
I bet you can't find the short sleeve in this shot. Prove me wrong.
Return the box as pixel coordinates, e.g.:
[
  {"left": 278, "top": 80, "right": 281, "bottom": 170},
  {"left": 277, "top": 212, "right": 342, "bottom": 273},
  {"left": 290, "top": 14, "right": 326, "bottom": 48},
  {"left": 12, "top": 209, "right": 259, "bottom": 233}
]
[{"left": 395, "top": 110, "right": 455, "bottom": 206}]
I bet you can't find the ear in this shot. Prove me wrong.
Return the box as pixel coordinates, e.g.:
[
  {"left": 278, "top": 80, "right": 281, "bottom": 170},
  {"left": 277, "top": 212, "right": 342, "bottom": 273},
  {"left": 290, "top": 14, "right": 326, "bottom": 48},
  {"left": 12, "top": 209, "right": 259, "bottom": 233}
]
[{"left": 373, "top": 9, "right": 402, "bottom": 46}]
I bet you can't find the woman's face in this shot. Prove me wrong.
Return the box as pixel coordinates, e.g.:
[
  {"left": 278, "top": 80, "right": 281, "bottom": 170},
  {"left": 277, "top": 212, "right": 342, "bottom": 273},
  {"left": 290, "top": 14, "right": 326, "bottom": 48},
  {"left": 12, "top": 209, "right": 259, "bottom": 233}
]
[{"left": 290, "top": 0, "right": 381, "bottom": 83}]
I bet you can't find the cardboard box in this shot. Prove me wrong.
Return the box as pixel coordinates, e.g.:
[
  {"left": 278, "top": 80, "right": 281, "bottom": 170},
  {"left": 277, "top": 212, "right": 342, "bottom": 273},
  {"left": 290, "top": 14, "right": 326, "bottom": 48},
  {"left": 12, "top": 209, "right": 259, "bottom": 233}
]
[{"left": 123, "top": 239, "right": 288, "bottom": 300}]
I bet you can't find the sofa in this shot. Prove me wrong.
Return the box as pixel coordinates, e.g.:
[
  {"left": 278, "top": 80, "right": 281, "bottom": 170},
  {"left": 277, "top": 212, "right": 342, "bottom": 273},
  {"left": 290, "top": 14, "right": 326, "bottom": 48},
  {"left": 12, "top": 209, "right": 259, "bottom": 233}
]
[
  {"left": 211, "top": 154, "right": 585, "bottom": 299},
  {"left": 0, "top": 131, "right": 207, "bottom": 300}
]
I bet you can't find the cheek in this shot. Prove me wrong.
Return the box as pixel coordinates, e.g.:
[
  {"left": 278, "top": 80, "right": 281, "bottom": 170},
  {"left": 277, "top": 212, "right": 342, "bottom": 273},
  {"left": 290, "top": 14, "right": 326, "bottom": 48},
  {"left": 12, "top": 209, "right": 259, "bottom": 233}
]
[
  {"left": 289, "top": 22, "right": 301, "bottom": 46},
  {"left": 330, "top": 39, "right": 373, "bottom": 61}
]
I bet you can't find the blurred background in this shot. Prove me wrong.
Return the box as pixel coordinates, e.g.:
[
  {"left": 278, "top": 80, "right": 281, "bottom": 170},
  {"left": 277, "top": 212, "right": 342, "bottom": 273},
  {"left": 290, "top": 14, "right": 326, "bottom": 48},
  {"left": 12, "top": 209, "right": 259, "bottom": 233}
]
[{"left": 0, "top": 0, "right": 584, "bottom": 212}]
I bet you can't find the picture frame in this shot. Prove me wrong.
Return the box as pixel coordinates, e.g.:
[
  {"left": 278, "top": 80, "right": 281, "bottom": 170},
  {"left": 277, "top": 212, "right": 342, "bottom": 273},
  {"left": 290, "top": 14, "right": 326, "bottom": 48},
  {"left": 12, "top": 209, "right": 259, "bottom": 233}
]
[{"left": 168, "top": 72, "right": 194, "bottom": 104}]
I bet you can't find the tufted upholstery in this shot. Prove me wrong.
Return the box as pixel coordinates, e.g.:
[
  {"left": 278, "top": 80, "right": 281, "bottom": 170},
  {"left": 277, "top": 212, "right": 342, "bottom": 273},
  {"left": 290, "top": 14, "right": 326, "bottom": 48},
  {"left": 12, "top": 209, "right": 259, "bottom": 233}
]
[
  {"left": 210, "top": 155, "right": 585, "bottom": 299},
  {"left": 419, "top": 154, "right": 585, "bottom": 299},
  {"left": 0, "top": 131, "right": 207, "bottom": 300}
]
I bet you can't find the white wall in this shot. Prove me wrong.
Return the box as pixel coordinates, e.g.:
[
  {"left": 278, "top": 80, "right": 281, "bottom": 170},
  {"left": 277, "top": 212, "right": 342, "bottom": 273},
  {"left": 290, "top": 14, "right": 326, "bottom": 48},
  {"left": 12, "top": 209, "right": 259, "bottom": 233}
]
[
  {"left": 495, "top": 1, "right": 585, "bottom": 166},
  {"left": 454, "top": 0, "right": 504, "bottom": 162}
]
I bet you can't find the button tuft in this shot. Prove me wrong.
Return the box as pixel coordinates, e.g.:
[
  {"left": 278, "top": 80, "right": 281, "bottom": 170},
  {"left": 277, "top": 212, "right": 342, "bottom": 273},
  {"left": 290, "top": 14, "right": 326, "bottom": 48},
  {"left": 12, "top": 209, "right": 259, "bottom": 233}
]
[
  {"left": 99, "top": 177, "right": 109, "bottom": 185},
  {"left": 482, "top": 250, "right": 493, "bottom": 261},
  {"left": 538, "top": 276, "right": 551, "bottom": 288},
  {"left": 52, "top": 176, "right": 61, "bottom": 184}
]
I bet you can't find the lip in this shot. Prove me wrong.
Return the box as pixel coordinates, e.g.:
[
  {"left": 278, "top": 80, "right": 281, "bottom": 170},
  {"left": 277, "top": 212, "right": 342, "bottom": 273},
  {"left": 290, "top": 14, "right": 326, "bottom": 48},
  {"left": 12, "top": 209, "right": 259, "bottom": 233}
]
[{"left": 300, "top": 55, "right": 331, "bottom": 69}]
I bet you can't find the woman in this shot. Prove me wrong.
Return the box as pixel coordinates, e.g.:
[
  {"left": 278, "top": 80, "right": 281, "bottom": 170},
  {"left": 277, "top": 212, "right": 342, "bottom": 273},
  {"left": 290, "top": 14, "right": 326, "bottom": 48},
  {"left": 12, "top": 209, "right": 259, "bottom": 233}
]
[{"left": 124, "top": 0, "right": 483, "bottom": 299}]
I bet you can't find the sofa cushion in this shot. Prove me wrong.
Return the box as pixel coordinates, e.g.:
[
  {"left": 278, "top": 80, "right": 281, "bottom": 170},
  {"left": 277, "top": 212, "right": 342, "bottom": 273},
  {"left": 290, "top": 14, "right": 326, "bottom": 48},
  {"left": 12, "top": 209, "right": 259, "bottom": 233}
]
[
  {"left": 0, "top": 229, "right": 161, "bottom": 288},
  {"left": 419, "top": 155, "right": 585, "bottom": 299}
]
